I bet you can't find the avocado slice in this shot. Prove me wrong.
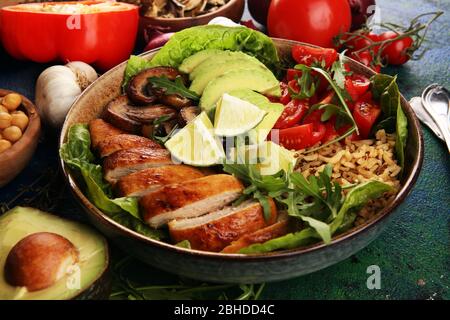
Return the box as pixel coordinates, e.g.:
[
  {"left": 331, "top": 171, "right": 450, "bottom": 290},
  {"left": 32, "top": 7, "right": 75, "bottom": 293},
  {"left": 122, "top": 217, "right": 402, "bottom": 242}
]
[
  {"left": 228, "top": 89, "right": 284, "bottom": 145},
  {"left": 0, "top": 207, "right": 110, "bottom": 300},
  {"left": 189, "top": 51, "right": 266, "bottom": 80},
  {"left": 190, "top": 60, "right": 271, "bottom": 95},
  {"left": 179, "top": 49, "right": 225, "bottom": 74},
  {"left": 199, "top": 69, "right": 281, "bottom": 114}
]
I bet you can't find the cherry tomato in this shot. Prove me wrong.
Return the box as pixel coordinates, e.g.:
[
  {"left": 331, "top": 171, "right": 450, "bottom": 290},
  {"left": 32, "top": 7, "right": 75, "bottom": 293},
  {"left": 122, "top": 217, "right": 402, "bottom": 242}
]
[
  {"left": 379, "top": 31, "right": 414, "bottom": 65},
  {"left": 292, "top": 45, "right": 338, "bottom": 69},
  {"left": 279, "top": 82, "right": 291, "bottom": 105},
  {"left": 288, "top": 79, "right": 300, "bottom": 94},
  {"left": 287, "top": 69, "right": 303, "bottom": 81},
  {"left": 353, "top": 100, "right": 381, "bottom": 138},
  {"left": 311, "top": 122, "right": 327, "bottom": 145},
  {"left": 277, "top": 124, "right": 314, "bottom": 150},
  {"left": 274, "top": 100, "right": 309, "bottom": 129},
  {"left": 268, "top": 0, "right": 352, "bottom": 48},
  {"left": 349, "top": 51, "right": 381, "bottom": 73},
  {"left": 337, "top": 124, "right": 359, "bottom": 141},
  {"left": 345, "top": 32, "right": 380, "bottom": 52},
  {"left": 302, "top": 109, "right": 324, "bottom": 124},
  {"left": 345, "top": 74, "right": 371, "bottom": 101},
  {"left": 322, "top": 118, "right": 339, "bottom": 143}
]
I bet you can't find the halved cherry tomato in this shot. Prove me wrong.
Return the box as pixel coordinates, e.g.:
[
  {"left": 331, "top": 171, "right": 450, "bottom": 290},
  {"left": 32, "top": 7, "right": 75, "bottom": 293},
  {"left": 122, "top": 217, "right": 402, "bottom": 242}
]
[
  {"left": 322, "top": 118, "right": 339, "bottom": 143},
  {"left": 337, "top": 124, "right": 359, "bottom": 141},
  {"left": 379, "top": 31, "right": 414, "bottom": 65},
  {"left": 353, "top": 100, "right": 381, "bottom": 139},
  {"left": 303, "top": 109, "right": 324, "bottom": 124},
  {"left": 274, "top": 99, "right": 309, "bottom": 129},
  {"left": 287, "top": 69, "right": 303, "bottom": 81},
  {"left": 288, "top": 79, "right": 300, "bottom": 94},
  {"left": 345, "top": 74, "right": 371, "bottom": 101},
  {"left": 279, "top": 82, "right": 291, "bottom": 105},
  {"left": 310, "top": 122, "right": 327, "bottom": 146},
  {"left": 277, "top": 123, "right": 313, "bottom": 150},
  {"left": 292, "top": 45, "right": 338, "bottom": 69}
]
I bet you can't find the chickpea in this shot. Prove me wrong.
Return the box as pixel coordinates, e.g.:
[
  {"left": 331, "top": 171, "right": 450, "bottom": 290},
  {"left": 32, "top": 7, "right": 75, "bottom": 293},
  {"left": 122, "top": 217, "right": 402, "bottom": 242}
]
[
  {"left": 0, "top": 112, "right": 12, "bottom": 129},
  {"left": 11, "top": 111, "right": 29, "bottom": 131},
  {"left": 0, "top": 139, "right": 12, "bottom": 153},
  {"left": 2, "top": 126, "right": 22, "bottom": 143},
  {"left": 0, "top": 105, "right": 8, "bottom": 113},
  {"left": 2, "top": 93, "right": 22, "bottom": 111}
]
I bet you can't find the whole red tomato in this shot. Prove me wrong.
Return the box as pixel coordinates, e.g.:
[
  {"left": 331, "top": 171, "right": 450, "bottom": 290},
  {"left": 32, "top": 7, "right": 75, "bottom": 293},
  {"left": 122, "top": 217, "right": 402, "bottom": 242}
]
[
  {"left": 379, "top": 31, "right": 414, "bottom": 65},
  {"left": 268, "top": 0, "right": 352, "bottom": 48}
]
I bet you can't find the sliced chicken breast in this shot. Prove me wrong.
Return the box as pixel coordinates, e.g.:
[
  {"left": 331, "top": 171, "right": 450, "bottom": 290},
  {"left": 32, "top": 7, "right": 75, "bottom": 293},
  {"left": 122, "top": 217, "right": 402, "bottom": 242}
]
[
  {"left": 168, "top": 199, "right": 278, "bottom": 252},
  {"left": 97, "top": 134, "right": 162, "bottom": 158},
  {"left": 89, "top": 119, "right": 125, "bottom": 149},
  {"left": 103, "top": 147, "right": 173, "bottom": 183},
  {"left": 115, "top": 165, "right": 205, "bottom": 198},
  {"left": 221, "top": 216, "right": 291, "bottom": 254},
  {"left": 141, "top": 174, "right": 244, "bottom": 228}
]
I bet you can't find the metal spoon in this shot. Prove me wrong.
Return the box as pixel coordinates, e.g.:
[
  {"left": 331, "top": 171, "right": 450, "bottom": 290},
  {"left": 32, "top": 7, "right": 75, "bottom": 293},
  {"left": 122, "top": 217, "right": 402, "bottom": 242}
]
[{"left": 422, "top": 84, "right": 450, "bottom": 154}]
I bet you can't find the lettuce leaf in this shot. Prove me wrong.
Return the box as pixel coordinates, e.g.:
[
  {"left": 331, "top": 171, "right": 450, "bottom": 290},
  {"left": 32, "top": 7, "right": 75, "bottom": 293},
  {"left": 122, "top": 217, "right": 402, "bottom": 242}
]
[
  {"left": 122, "top": 25, "right": 280, "bottom": 89},
  {"left": 371, "top": 74, "right": 408, "bottom": 171},
  {"left": 60, "top": 124, "right": 166, "bottom": 240}
]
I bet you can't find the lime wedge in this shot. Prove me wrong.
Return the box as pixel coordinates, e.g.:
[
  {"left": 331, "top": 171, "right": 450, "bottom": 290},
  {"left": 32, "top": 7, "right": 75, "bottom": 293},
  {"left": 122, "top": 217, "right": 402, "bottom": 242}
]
[
  {"left": 165, "top": 112, "right": 225, "bottom": 166},
  {"left": 227, "top": 141, "right": 297, "bottom": 175},
  {"left": 214, "top": 94, "right": 267, "bottom": 137}
]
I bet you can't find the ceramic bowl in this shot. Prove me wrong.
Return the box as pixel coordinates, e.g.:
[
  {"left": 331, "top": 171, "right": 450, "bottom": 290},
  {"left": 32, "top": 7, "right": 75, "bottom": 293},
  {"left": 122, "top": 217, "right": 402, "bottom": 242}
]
[
  {"left": 0, "top": 89, "right": 41, "bottom": 187},
  {"left": 138, "top": 0, "right": 245, "bottom": 42},
  {"left": 60, "top": 39, "right": 424, "bottom": 283}
]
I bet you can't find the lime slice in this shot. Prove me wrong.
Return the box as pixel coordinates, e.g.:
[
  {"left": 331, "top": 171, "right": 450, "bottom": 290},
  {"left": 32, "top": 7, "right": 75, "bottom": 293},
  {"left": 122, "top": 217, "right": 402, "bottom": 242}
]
[
  {"left": 227, "top": 141, "right": 297, "bottom": 176},
  {"left": 165, "top": 112, "right": 225, "bottom": 166},
  {"left": 214, "top": 94, "right": 267, "bottom": 137}
]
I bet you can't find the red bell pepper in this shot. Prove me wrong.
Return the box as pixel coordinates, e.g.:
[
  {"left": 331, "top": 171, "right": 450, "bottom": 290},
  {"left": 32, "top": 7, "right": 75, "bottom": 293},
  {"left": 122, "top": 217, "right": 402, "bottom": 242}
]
[{"left": 0, "top": 1, "right": 139, "bottom": 71}]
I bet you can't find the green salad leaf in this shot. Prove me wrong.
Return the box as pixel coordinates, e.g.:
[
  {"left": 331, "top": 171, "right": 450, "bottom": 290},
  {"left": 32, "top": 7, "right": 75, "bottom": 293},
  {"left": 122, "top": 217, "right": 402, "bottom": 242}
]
[
  {"left": 60, "top": 124, "right": 166, "bottom": 240},
  {"left": 122, "top": 25, "right": 280, "bottom": 89},
  {"left": 371, "top": 74, "right": 408, "bottom": 171},
  {"left": 148, "top": 76, "right": 200, "bottom": 101}
]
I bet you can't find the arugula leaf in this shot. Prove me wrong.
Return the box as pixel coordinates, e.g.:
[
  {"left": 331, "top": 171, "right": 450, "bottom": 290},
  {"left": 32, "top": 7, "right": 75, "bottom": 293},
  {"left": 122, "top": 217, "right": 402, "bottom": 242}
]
[
  {"left": 330, "top": 181, "right": 393, "bottom": 234},
  {"left": 60, "top": 124, "right": 166, "bottom": 240},
  {"left": 148, "top": 76, "right": 200, "bottom": 101},
  {"left": 396, "top": 103, "right": 408, "bottom": 171},
  {"left": 330, "top": 53, "right": 350, "bottom": 90},
  {"left": 371, "top": 74, "right": 396, "bottom": 100},
  {"left": 291, "top": 64, "right": 318, "bottom": 100}
]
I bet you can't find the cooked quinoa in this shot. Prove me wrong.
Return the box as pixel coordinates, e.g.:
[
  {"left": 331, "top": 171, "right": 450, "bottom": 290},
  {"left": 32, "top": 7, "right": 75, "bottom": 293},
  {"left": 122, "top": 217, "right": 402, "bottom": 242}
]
[{"left": 295, "top": 130, "right": 401, "bottom": 225}]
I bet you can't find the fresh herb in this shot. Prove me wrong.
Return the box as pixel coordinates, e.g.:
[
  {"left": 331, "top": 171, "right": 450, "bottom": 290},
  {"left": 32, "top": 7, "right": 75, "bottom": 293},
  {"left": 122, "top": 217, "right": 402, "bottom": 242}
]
[
  {"left": 330, "top": 52, "right": 351, "bottom": 90},
  {"left": 370, "top": 74, "right": 408, "bottom": 172},
  {"left": 290, "top": 64, "right": 318, "bottom": 100},
  {"left": 110, "top": 256, "right": 265, "bottom": 300},
  {"left": 223, "top": 163, "right": 289, "bottom": 221},
  {"left": 148, "top": 76, "right": 200, "bottom": 101}
]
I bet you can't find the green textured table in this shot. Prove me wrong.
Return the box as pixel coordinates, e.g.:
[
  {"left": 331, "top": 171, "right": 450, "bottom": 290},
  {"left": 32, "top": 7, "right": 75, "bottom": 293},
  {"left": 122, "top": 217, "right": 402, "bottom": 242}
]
[{"left": 0, "top": 0, "right": 449, "bottom": 300}]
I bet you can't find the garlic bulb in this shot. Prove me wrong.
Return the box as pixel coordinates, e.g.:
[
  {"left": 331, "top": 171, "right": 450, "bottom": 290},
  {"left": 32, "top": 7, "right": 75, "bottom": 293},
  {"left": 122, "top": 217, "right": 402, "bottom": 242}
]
[{"left": 35, "top": 61, "right": 98, "bottom": 128}]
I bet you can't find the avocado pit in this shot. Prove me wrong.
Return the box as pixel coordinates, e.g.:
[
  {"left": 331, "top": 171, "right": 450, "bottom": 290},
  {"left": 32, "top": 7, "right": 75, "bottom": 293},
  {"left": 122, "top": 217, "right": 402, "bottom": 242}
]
[{"left": 4, "top": 232, "right": 79, "bottom": 292}]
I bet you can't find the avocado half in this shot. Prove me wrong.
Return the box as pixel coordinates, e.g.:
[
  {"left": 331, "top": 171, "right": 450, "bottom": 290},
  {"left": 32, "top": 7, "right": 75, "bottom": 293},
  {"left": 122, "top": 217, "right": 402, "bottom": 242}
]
[{"left": 0, "top": 207, "right": 110, "bottom": 300}]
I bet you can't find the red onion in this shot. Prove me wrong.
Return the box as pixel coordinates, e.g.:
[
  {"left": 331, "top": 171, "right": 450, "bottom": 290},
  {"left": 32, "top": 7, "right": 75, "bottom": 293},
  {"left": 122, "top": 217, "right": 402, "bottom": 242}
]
[
  {"left": 143, "top": 27, "right": 174, "bottom": 52},
  {"left": 348, "top": 0, "right": 376, "bottom": 30},
  {"left": 248, "top": 0, "right": 271, "bottom": 26}
]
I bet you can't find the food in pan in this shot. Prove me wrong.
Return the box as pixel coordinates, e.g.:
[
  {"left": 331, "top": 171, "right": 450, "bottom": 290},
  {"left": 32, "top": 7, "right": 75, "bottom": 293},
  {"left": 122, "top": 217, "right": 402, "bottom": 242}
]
[{"left": 61, "top": 25, "right": 407, "bottom": 254}]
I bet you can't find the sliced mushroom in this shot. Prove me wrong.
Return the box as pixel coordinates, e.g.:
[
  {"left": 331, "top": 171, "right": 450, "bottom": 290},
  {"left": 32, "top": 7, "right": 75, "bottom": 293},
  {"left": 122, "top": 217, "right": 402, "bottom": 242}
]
[
  {"left": 178, "top": 106, "right": 200, "bottom": 126},
  {"left": 172, "top": 0, "right": 205, "bottom": 11},
  {"left": 127, "top": 67, "right": 192, "bottom": 109},
  {"left": 127, "top": 67, "right": 181, "bottom": 105},
  {"left": 103, "top": 95, "right": 177, "bottom": 133}
]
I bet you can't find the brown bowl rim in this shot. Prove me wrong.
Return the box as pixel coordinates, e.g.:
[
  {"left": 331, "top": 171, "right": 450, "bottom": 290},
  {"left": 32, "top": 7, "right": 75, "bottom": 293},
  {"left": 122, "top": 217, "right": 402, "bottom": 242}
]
[
  {"left": 60, "top": 40, "right": 424, "bottom": 262},
  {"left": 0, "top": 89, "right": 41, "bottom": 162},
  {"left": 139, "top": 0, "right": 242, "bottom": 22}
]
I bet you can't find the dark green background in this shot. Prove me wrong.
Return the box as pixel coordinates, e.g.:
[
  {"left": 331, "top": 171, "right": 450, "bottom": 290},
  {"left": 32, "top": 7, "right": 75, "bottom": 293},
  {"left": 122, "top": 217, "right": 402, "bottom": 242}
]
[{"left": 0, "top": 0, "right": 448, "bottom": 300}]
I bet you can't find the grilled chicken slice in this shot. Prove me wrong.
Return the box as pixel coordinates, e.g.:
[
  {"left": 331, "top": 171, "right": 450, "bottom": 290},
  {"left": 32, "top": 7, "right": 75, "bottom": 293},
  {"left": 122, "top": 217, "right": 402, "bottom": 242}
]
[
  {"left": 221, "top": 216, "right": 291, "bottom": 254},
  {"left": 115, "top": 165, "right": 204, "bottom": 198},
  {"left": 141, "top": 174, "right": 244, "bottom": 228},
  {"left": 169, "top": 199, "right": 278, "bottom": 252},
  {"left": 89, "top": 119, "right": 125, "bottom": 149},
  {"left": 97, "top": 134, "right": 162, "bottom": 158},
  {"left": 103, "top": 147, "right": 173, "bottom": 183}
]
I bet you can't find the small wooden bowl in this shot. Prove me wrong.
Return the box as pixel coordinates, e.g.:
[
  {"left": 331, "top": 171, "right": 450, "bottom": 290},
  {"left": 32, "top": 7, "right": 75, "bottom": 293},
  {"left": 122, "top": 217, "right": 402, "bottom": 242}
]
[
  {"left": 138, "top": 0, "right": 245, "bottom": 43},
  {"left": 0, "top": 89, "right": 41, "bottom": 187}
]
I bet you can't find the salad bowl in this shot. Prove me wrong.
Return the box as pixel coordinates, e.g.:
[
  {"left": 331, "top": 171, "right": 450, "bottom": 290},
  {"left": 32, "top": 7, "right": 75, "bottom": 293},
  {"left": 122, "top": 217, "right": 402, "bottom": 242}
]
[{"left": 60, "top": 38, "right": 423, "bottom": 283}]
